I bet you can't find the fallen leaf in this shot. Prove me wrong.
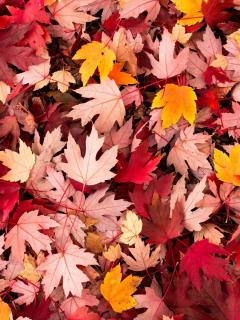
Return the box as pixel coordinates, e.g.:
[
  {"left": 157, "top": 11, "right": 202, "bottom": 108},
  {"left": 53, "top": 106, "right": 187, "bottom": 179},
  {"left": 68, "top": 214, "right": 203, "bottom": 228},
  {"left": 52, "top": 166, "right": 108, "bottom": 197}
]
[
  {"left": 171, "top": 24, "right": 192, "bottom": 44},
  {"left": 51, "top": 69, "right": 76, "bottom": 93},
  {"left": 73, "top": 41, "right": 116, "bottom": 86},
  {"left": 0, "top": 139, "right": 35, "bottom": 183},
  {"left": 119, "top": 210, "right": 142, "bottom": 245},
  {"left": 121, "top": 237, "right": 161, "bottom": 271},
  {"left": 214, "top": 145, "right": 240, "bottom": 186},
  {"left": 103, "top": 244, "right": 122, "bottom": 261},
  {"left": 152, "top": 84, "right": 197, "bottom": 129},
  {"left": 100, "top": 264, "right": 142, "bottom": 312}
]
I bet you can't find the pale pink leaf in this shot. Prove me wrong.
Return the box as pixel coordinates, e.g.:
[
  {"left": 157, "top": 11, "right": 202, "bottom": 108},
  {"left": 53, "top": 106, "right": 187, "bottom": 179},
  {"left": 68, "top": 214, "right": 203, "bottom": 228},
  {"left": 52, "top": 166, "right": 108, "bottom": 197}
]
[{"left": 12, "top": 280, "right": 39, "bottom": 305}]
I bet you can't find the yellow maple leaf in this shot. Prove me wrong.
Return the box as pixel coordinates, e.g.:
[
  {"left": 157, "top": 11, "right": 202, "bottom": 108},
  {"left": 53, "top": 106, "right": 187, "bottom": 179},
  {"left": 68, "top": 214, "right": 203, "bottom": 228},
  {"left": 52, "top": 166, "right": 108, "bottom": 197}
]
[
  {"left": 0, "top": 299, "right": 11, "bottom": 320},
  {"left": 172, "top": 0, "right": 204, "bottom": 26},
  {"left": 152, "top": 84, "right": 197, "bottom": 129},
  {"left": 119, "top": 210, "right": 142, "bottom": 245},
  {"left": 0, "top": 139, "right": 35, "bottom": 183},
  {"left": 108, "top": 63, "right": 138, "bottom": 86},
  {"left": 103, "top": 244, "right": 122, "bottom": 262},
  {"left": 72, "top": 41, "right": 116, "bottom": 86},
  {"left": 86, "top": 233, "right": 104, "bottom": 254},
  {"left": 214, "top": 145, "right": 240, "bottom": 186},
  {"left": 210, "top": 54, "right": 228, "bottom": 70},
  {"left": 51, "top": 69, "right": 76, "bottom": 93},
  {"left": 170, "top": 24, "right": 192, "bottom": 44},
  {"left": 19, "top": 254, "right": 42, "bottom": 283},
  {"left": 100, "top": 264, "right": 142, "bottom": 313}
]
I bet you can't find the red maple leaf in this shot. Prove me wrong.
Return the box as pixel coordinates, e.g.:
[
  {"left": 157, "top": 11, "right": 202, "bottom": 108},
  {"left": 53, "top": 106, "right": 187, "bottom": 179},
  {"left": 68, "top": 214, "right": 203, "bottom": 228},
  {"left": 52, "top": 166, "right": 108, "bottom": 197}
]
[
  {"left": 0, "top": 22, "right": 44, "bottom": 86},
  {"left": 142, "top": 192, "right": 184, "bottom": 245},
  {"left": 114, "top": 140, "right": 161, "bottom": 184},
  {"left": 202, "top": 0, "right": 235, "bottom": 29},
  {"left": 180, "top": 239, "right": 230, "bottom": 291},
  {"left": 0, "top": 181, "right": 19, "bottom": 222},
  {"left": 203, "top": 66, "right": 233, "bottom": 87},
  {"left": 197, "top": 89, "right": 219, "bottom": 111}
]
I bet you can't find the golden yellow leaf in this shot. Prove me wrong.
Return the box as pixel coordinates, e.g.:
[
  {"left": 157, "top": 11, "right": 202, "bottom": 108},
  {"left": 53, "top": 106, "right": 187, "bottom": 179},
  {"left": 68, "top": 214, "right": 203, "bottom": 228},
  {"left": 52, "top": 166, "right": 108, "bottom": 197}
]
[
  {"left": 210, "top": 54, "right": 228, "bottom": 70},
  {"left": 19, "top": 254, "right": 42, "bottom": 283},
  {"left": 78, "top": 214, "right": 98, "bottom": 229},
  {"left": 119, "top": 0, "right": 133, "bottom": 8},
  {"left": 214, "top": 145, "right": 240, "bottom": 186},
  {"left": 0, "top": 81, "right": 10, "bottom": 104},
  {"left": 0, "top": 298, "right": 11, "bottom": 320},
  {"left": 100, "top": 264, "right": 142, "bottom": 313},
  {"left": 172, "top": 0, "right": 204, "bottom": 26},
  {"left": 51, "top": 69, "right": 76, "bottom": 93},
  {"left": 72, "top": 41, "right": 116, "bottom": 86},
  {"left": 86, "top": 233, "right": 104, "bottom": 254},
  {"left": 0, "top": 139, "right": 35, "bottom": 183},
  {"left": 108, "top": 63, "right": 138, "bottom": 86},
  {"left": 152, "top": 84, "right": 197, "bottom": 129},
  {"left": 103, "top": 244, "right": 122, "bottom": 262},
  {"left": 119, "top": 210, "right": 142, "bottom": 245},
  {"left": 44, "top": 0, "right": 61, "bottom": 5},
  {"left": 170, "top": 24, "right": 192, "bottom": 44}
]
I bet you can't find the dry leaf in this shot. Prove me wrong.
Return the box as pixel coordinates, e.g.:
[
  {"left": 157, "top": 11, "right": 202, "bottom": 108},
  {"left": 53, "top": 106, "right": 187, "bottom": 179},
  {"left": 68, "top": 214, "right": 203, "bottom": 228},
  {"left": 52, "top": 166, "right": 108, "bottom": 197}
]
[
  {"left": 0, "top": 139, "right": 35, "bottom": 183},
  {"left": 119, "top": 210, "right": 142, "bottom": 245},
  {"left": 103, "top": 244, "right": 122, "bottom": 261},
  {"left": 51, "top": 69, "right": 76, "bottom": 93},
  {"left": 100, "top": 264, "right": 142, "bottom": 312}
]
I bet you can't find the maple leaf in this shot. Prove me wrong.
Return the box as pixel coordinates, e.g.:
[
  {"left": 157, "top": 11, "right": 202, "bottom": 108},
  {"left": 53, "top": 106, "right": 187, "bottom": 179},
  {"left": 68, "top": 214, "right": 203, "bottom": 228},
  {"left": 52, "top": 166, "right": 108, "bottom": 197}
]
[
  {"left": 104, "top": 244, "right": 122, "bottom": 262},
  {"left": 120, "top": 0, "right": 161, "bottom": 21},
  {"left": 146, "top": 29, "right": 189, "bottom": 80},
  {"left": 214, "top": 145, "right": 240, "bottom": 186},
  {"left": 58, "top": 125, "right": 118, "bottom": 185},
  {"left": 203, "top": 66, "right": 233, "bottom": 86},
  {"left": 37, "top": 241, "right": 98, "bottom": 297},
  {"left": 184, "top": 274, "right": 240, "bottom": 320},
  {"left": 180, "top": 239, "right": 230, "bottom": 291},
  {"left": 50, "top": 212, "right": 86, "bottom": 248},
  {"left": 167, "top": 136, "right": 211, "bottom": 179},
  {"left": 2, "top": 254, "right": 24, "bottom": 281},
  {"left": 0, "top": 22, "right": 44, "bottom": 86},
  {"left": 202, "top": 0, "right": 235, "bottom": 29},
  {"left": 12, "top": 280, "right": 39, "bottom": 305},
  {"left": 100, "top": 264, "right": 142, "bottom": 313},
  {"left": 193, "top": 223, "right": 225, "bottom": 244},
  {"left": 0, "top": 139, "right": 35, "bottom": 183},
  {"left": 81, "top": 187, "right": 131, "bottom": 232},
  {"left": 0, "top": 182, "right": 19, "bottom": 222},
  {"left": 60, "top": 289, "right": 99, "bottom": 318},
  {"left": 102, "top": 117, "right": 133, "bottom": 152},
  {"left": 48, "top": 0, "right": 96, "bottom": 29},
  {"left": 142, "top": 192, "right": 184, "bottom": 245},
  {"left": 170, "top": 24, "right": 192, "bottom": 44},
  {"left": 32, "top": 126, "right": 66, "bottom": 156},
  {"left": 50, "top": 70, "right": 76, "bottom": 93},
  {"left": 119, "top": 210, "right": 142, "bottom": 245},
  {"left": 115, "top": 140, "right": 161, "bottom": 184},
  {"left": 14, "top": 48, "right": 51, "bottom": 91},
  {"left": 197, "top": 88, "right": 219, "bottom": 111},
  {"left": 121, "top": 237, "right": 161, "bottom": 271},
  {"left": 133, "top": 286, "right": 173, "bottom": 320},
  {"left": 69, "top": 307, "right": 99, "bottom": 320},
  {"left": 0, "top": 298, "right": 11, "bottom": 320},
  {"left": 180, "top": 125, "right": 211, "bottom": 153},
  {"left": 19, "top": 296, "right": 53, "bottom": 320},
  {"left": 5, "top": 210, "right": 59, "bottom": 264},
  {"left": 181, "top": 176, "right": 213, "bottom": 231},
  {"left": 19, "top": 254, "right": 42, "bottom": 283},
  {"left": 108, "top": 63, "right": 138, "bottom": 86},
  {"left": 172, "top": 0, "right": 204, "bottom": 26},
  {"left": 0, "top": 115, "right": 20, "bottom": 151},
  {"left": 66, "top": 77, "right": 125, "bottom": 133},
  {"left": 73, "top": 41, "right": 116, "bottom": 86},
  {"left": 152, "top": 84, "right": 197, "bottom": 129},
  {"left": 0, "top": 81, "right": 10, "bottom": 104}
]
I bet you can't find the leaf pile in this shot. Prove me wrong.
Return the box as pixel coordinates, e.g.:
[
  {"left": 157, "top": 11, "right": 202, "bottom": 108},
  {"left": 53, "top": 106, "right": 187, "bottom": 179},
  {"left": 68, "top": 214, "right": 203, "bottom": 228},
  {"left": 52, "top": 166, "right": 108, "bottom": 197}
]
[{"left": 1, "top": 0, "right": 240, "bottom": 320}]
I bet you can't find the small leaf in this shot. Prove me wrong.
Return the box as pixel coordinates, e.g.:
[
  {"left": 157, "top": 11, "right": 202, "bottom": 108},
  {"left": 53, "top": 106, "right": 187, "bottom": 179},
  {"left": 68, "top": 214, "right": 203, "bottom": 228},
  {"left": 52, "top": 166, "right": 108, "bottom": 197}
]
[
  {"left": 119, "top": 210, "right": 142, "bottom": 245},
  {"left": 100, "top": 264, "right": 142, "bottom": 313}
]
